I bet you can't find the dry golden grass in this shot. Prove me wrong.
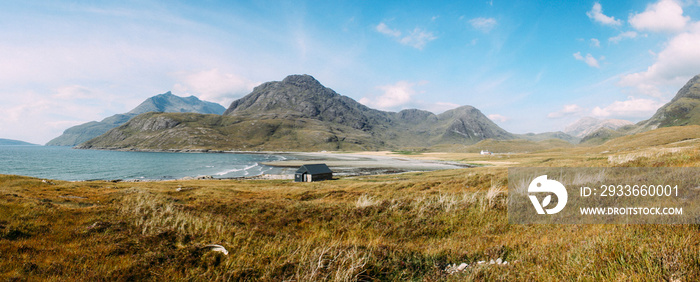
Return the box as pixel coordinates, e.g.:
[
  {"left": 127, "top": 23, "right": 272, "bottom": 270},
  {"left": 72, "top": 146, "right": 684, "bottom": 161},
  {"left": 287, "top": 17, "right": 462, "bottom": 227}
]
[{"left": 1, "top": 125, "right": 699, "bottom": 280}]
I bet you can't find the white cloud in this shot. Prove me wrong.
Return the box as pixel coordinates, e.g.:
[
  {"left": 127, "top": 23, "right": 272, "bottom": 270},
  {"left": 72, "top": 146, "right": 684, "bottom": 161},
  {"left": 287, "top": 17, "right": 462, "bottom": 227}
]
[
  {"left": 375, "top": 23, "right": 437, "bottom": 50},
  {"left": 172, "top": 69, "right": 258, "bottom": 107},
  {"left": 619, "top": 25, "right": 700, "bottom": 97},
  {"left": 0, "top": 88, "right": 119, "bottom": 144},
  {"left": 591, "top": 38, "right": 601, "bottom": 47},
  {"left": 609, "top": 31, "right": 638, "bottom": 43},
  {"left": 488, "top": 114, "right": 509, "bottom": 123},
  {"left": 586, "top": 2, "right": 622, "bottom": 26},
  {"left": 375, "top": 22, "right": 401, "bottom": 37},
  {"left": 547, "top": 104, "right": 583, "bottom": 118},
  {"left": 53, "top": 85, "right": 95, "bottom": 100},
  {"left": 360, "top": 80, "right": 454, "bottom": 112},
  {"left": 399, "top": 28, "right": 438, "bottom": 50},
  {"left": 469, "top": 17, "right": 497, "bottom": 33},
  {"left": 629, "top": 0, "right": 689, "bottom": 33},
  {"left": 360, "top": 81, "right": 420, "bottom": 109},
  {"left": 591, "top": 97, "right": 664, "bottom": 118},
  {"left": 573, "top": 52, "right": 601, "bottom": 68}
]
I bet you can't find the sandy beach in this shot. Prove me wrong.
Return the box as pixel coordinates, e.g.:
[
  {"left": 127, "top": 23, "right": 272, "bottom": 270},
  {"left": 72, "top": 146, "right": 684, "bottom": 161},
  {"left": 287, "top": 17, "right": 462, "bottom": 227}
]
[{"left": 261, "top": 151, "right": 472, "bottom": 176}]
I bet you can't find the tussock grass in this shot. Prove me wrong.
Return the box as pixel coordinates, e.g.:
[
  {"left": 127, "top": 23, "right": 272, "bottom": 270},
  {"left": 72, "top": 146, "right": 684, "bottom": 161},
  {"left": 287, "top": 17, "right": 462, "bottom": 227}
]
[
  {"left": 118, "top": 189, "right": 235, "bottom": 242},
  {"left": 608, "top": 147, "right": 686, "bottom": 165}
]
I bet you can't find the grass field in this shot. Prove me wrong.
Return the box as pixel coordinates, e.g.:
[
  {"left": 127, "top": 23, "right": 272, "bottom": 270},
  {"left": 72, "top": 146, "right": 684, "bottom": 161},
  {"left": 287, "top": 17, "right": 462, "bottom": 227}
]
[{"left": 1, "top": 126, "right": 699, "bottom": 280}]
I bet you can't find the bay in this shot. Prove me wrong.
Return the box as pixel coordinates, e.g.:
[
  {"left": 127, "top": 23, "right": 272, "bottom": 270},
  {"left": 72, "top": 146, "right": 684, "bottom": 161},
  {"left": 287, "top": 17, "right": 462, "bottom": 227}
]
[{"left": 0, "top": 146, "right": 292, "bottom": 181}]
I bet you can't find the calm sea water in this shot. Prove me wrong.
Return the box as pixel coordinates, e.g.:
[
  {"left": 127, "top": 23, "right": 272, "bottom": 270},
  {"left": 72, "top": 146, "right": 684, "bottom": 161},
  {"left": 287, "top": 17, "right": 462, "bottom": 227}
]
[{"left": 0, "top": 146, "right": 292, "bottom": 181}]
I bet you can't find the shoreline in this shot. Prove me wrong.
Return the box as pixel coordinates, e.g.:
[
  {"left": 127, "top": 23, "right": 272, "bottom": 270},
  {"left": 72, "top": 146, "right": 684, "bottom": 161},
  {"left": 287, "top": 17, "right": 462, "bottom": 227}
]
[
  {"left": 65, "top": 149, "right": 472, "bottom": 182},
  {"left": 23, "top": 147, "right": 474, "bottom": 182}
]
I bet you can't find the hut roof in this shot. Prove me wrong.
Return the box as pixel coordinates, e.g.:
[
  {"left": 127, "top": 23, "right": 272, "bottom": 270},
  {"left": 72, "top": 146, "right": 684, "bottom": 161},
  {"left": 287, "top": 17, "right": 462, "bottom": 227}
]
[{"left": 296, "top": 164, "right": 332, "bottom": 175}]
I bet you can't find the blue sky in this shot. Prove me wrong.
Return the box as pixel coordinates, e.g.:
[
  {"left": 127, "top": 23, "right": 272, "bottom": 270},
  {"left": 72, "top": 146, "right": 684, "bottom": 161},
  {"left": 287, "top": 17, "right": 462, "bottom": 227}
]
[{"left": 2, "top": 0, "right": 700, "bottom": 144}]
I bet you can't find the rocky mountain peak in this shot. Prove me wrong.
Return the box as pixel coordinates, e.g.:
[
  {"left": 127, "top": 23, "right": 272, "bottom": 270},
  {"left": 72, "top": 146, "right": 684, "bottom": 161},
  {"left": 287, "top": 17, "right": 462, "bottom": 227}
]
[
  {"left": 128, "top": 92, "right": 225, "bottom": 115},
  {"left": 671, "top": 74, "right": 700, "bottom": 101},
  {"left": 224, "top": 74, "right": 383, "bottom": 130},
  {"left": 281, "top": 74, "right": 324, "bottom": 88}
]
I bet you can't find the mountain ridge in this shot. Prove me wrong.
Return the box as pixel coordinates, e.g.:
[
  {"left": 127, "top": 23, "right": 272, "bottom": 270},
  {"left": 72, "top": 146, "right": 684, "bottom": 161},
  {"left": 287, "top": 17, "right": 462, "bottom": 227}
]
[
  {"left": 579, "top": 74, "right": 700, "bottom": 144},
  {"left": 47, "top": 92, "right": 226, "bottom": 146},
  {"left": 635, "top": 74, "right": 700, "bottom": 131},
  {"left": 76, "top": 73, "right": 700, "bottom": 151},
  {"left": 78, "top": 75, "right": 518, "bottom": 151},
  {"left": 564, "top": 117, "right": 633, "bottom": 138},
  {"left": 0, "top": 138, "right": 37, "bottom": 146}
]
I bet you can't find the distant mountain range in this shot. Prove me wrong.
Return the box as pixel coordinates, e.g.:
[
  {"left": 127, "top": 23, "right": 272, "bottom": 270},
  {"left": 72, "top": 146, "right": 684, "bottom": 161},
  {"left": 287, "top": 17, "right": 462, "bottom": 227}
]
[
  {"left": 72, "top": 73, "right": 700, "bottom": 151},
  {"left": 579, "top": 74, "right": 700, "bottom": 144},
  {"left": 0, "top": 138, "right": 37, "bottom": 146},
  {"left": 46, "top": 92, "right": 226, "bottom": 146},
  {"left": 78, "top": 75, "right": 518, "bottom": 151},
  {"left": 515, "top": 131, "right": 580, "bottom": 144},
  {"left": 564, "top": 117, "right": 633, "bottom": 138}
]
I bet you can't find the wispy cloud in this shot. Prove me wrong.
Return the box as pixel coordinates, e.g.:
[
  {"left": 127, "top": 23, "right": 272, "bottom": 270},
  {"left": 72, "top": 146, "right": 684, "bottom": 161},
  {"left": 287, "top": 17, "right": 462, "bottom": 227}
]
[
  {"left": 609, "top": 31, "right": 638, "bottom": 43},
  {"left": 375, "top": 22, "right": 437, "bottom": 50},
  {"left": 586, "top": 2, "right": 622, "bottom": 26},
  {"left": 53, "top": 85, "right": 95, "bottom": 100},
  {"left": 573, "top": 52, "right": 601, "bottom": 68},
  {"left": 375, "top": 22, "right": 401, "bottom": 37},
  {"left": 488, "top": 114, "right": 509, "bottom": 123},
  {"left": 399, "top": 28, "right": 437, "bottom": 50},
  {"left": 0, "top": 87, "right": 123, "bottom": 144},
  {"left": 590, "top": 38, "right": 600, "bottom": 47},
  {"left": 172, "top": 69, "right": 258, "bottom": 107},
  {"left": 547, "top": 104, "right": 583, "bottom": 119},
  {"left": 469, "top": 17, "right": 497, "bottom": 33}
]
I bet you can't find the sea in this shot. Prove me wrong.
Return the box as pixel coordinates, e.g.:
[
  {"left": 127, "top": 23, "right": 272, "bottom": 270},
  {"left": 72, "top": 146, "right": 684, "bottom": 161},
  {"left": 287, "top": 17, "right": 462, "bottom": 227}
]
[{"left": 0, "top": 145, "right": 293, "bottom": 181}]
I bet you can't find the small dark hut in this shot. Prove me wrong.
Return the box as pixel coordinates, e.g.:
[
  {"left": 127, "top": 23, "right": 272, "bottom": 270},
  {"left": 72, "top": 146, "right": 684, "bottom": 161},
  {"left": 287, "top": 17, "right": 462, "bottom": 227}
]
[{"left": 294, "top": 164, "right": 333, "bottom": 182}]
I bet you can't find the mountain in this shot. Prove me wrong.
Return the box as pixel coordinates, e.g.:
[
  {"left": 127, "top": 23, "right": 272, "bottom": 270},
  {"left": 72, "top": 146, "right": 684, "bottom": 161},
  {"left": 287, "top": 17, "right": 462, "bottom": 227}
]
[
  {"left": 78, "top": 75, "right": 515, "bottom": 151},
  {"left": 46, "top": 92, "right": 226, "bottom": 146},
  {"left": 128, "top": 92, "right": 226, "bottom": 115},
  {"left": 46, "top": 114, "right": 134, "bottom": 147},
  {"left": 578, "top": 74, "right": 700, "bottom": 145},
  {"left": 224, "top": 74, "right": 514, "bottom": 145},
  {"left": 0, "top": 138, "right": 37, "bottom": 146},
  {"left": 224, "top": 75, "right": 392, "bottom": 130},
  {"left": 564, "top": 117, "right": 633, "bottom": 138},
  {"left": 516, "top": 131, "right": 580, "bottom": 144},
  {"left": 636, "top": 74, "right": 700, "bottom": 130},
  {"left": 578, "top": 127, "right": 627, "bottom": 145}
]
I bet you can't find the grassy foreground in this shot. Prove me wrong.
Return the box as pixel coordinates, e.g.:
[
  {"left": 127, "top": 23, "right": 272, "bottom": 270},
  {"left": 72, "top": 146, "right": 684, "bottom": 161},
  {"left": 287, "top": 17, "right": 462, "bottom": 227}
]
[{"left": 2, "top": 127, "right": 700, "bottom": 280}]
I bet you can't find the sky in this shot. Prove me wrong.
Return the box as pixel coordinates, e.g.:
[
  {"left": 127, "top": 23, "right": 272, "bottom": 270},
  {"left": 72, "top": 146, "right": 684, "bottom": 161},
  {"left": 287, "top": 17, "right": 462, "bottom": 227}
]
[{"left": 2, "top": 0, "right": 700, "bottom": 144}]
